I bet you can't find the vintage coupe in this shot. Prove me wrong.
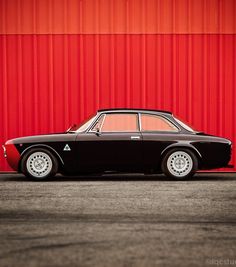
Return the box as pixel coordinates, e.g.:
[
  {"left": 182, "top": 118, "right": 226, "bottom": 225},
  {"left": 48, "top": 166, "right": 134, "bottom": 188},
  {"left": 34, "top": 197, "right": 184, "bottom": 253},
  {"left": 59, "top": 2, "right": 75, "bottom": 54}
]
[{"left": 3, "top": 108, "right": 233, "bottom": 180}]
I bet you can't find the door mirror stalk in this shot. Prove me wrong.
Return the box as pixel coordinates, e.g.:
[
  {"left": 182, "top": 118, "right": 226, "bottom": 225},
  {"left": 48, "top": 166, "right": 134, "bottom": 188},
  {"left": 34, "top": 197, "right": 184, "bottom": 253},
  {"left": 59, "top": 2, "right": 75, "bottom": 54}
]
[{"left": 95, "top": 128, "right": 101, "bottom": 136}]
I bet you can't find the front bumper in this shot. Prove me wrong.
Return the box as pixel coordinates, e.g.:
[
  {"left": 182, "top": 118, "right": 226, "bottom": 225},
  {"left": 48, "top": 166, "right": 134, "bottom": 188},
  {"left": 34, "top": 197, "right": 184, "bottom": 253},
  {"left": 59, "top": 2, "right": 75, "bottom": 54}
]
[
  {"left": 2, "top": 142, "right": 21, "bottom": 171},
  {"left": 2, "top": 145, "right": 7, "bottom": 158}
]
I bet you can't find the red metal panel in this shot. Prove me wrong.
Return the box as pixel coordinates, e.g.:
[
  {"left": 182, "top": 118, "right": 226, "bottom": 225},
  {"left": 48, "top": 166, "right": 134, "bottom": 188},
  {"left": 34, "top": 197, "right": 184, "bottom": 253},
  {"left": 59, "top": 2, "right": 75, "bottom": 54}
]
[
  {"left": 0, "top": 0, "right": 236, "bottom": 34},
  {"left": 0, "top": 34, "right": 235, "bottom": 171}
]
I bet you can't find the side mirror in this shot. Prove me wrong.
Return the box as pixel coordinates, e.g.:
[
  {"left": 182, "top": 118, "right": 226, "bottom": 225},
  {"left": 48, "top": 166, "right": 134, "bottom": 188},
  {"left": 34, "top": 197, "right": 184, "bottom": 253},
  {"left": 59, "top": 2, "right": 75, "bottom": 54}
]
[{"left": 95, "top": 127, "right": 101, "bottom": 136}]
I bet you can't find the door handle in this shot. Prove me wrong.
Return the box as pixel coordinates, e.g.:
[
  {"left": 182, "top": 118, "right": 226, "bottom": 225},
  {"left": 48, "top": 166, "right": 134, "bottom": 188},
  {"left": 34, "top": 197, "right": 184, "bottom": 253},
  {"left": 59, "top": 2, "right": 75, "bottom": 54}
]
[{"left": 130, "top": 136, "right": 140, "bottom": 140}]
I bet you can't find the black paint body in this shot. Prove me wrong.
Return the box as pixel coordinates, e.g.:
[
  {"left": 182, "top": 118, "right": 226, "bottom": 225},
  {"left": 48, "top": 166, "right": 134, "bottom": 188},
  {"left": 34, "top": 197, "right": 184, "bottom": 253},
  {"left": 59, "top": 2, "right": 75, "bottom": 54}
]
[{"left": 11, "top": 109, "right": 232, "bottom": 174}]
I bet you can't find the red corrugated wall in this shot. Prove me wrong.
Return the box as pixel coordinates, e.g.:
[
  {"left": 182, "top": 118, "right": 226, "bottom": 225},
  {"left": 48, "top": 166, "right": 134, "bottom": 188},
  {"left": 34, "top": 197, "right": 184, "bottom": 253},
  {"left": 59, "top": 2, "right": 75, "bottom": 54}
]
[{"left": 0, "top": 0, "right": 236, "bottom": 171}]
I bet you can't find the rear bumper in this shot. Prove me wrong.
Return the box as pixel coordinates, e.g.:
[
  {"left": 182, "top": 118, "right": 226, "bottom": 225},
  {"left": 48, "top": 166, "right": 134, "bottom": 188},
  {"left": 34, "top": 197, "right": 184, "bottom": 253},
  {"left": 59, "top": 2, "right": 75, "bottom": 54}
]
[{"left": 226, "top": 164, "right": 234, "bottom": 168}]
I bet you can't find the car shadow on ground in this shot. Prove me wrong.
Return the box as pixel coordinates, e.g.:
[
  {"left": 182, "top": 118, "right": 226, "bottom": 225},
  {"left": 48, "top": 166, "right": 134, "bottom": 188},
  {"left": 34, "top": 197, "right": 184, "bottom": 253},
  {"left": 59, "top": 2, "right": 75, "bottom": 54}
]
[{"left": 0, "top": 172, "right": 235, "bottom": 182}]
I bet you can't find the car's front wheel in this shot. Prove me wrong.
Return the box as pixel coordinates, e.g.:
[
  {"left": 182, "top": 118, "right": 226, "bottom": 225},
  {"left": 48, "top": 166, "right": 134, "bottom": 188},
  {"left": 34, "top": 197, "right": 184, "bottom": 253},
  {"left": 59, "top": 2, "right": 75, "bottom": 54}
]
[
  {"left": 161, "top": 149, "right": 198, "bottom": 180},
  {"left": 21, "top": 148, "right": 58, "bottom": 180}
]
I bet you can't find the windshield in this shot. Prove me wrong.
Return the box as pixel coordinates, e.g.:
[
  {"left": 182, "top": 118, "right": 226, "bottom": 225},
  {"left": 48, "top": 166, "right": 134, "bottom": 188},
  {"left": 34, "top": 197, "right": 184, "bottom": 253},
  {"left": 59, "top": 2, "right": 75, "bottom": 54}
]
[
  {"left": 174, "top": 117, "right": 196, "bottom": 132},
  {"left": 67, "top": 114, "right": 96, "bottom": 133}
]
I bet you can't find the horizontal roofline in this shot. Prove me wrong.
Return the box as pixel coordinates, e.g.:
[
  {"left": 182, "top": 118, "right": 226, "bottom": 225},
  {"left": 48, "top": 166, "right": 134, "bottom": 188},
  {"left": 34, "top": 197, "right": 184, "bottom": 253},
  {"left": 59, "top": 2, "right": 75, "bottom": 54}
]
[{"left": 98, "top": 108, "right": 172, "bottom": 114}]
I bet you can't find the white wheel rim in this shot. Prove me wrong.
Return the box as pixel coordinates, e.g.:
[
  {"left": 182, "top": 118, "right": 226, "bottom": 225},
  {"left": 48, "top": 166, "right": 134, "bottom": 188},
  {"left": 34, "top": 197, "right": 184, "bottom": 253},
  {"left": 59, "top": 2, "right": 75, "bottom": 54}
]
[
  {"left": 26, "top": 152, "right": 52, "bottom": 178},
  {"left": 167, "top": 151, "right": 193, "bottom": 177}
]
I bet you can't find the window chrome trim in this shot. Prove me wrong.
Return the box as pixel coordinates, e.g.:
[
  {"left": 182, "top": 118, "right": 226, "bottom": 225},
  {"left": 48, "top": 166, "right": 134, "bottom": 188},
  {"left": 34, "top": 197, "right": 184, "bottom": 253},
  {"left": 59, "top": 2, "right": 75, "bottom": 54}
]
[
  {"left": 138, "top": 113, "right": 142, "bottom": 132},
  {"left": 99, "top": 114, "right": 106, "bottom": 132}
]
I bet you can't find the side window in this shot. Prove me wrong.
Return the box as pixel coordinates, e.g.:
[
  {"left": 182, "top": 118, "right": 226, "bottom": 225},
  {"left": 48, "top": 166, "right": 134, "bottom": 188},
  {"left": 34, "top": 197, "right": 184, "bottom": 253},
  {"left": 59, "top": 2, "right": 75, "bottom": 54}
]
[
  {"left": 141, "top": 114, "right": 178, "bottom": 132},
  {"left": 101, "top": 113, "right": 138, "bottom": 132}
]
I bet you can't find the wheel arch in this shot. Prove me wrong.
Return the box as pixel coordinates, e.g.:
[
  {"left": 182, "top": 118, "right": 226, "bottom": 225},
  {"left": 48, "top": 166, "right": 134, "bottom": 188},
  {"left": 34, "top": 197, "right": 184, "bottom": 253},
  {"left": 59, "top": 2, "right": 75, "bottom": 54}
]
[
  {"left": 18, "top": 144, "right": 64, "bottom": 172},
  {"left": 160, "top": 144, "right": 202, "bottom": 167}
]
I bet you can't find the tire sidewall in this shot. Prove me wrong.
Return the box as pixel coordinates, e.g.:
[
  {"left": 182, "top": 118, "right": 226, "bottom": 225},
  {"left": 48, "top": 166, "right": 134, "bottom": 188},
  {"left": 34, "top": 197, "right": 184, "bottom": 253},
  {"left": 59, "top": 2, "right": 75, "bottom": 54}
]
[
  {"left": 161, "top": 148, "right": 198, "bottom": 180},
  {"left": 21, "top": 148, "right": 58, "bottom": 180}
]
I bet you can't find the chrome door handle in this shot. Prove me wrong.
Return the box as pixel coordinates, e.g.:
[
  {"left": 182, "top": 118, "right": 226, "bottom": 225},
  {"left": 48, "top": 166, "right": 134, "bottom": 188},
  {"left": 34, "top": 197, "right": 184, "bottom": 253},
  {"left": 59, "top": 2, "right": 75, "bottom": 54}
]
[{"left": 130, "top": 136, "right": 140, "bottom": 140}]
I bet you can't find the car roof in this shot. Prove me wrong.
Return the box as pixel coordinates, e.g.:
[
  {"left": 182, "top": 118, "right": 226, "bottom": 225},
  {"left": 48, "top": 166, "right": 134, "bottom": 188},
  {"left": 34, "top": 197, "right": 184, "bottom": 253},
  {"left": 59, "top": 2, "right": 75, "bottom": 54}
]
[{"left": 98, "top": 108, "right": 172, "bottom": 115}]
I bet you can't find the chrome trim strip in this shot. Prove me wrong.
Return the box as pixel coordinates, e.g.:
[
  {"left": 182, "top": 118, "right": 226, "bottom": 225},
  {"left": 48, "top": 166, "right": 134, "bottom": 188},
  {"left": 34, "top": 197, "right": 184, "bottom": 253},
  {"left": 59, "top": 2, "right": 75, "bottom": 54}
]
[
  {"left": 21, "top": 144, "right": 64, "bottom": 165},
  {"left": 100, "top": 114, "right": 106, "bottom": 132}
]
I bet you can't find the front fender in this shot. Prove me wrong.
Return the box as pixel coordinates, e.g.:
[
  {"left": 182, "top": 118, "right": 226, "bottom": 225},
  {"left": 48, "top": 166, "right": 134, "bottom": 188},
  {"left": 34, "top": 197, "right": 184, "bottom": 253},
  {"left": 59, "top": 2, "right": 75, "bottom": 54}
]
[{"left": 20, "top": 144, "right": 65, "bottom": 167}]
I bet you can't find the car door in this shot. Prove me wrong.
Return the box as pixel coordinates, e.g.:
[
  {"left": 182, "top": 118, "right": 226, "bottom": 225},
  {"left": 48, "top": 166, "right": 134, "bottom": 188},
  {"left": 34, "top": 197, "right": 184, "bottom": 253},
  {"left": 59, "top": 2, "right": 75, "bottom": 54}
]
[
  {"left": 140, "top": 113, "right": 180, "bottom": 170},
  {"left": 75, "top": 113, "right": 143, "bottom": 172}
]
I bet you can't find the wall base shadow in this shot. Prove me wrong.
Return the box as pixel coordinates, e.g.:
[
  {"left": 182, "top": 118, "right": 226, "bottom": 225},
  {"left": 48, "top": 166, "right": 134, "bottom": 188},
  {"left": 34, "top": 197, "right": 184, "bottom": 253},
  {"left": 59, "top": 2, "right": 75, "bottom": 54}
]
[{"left": 0, "top": 173, "right": 235, "bottom": 182}]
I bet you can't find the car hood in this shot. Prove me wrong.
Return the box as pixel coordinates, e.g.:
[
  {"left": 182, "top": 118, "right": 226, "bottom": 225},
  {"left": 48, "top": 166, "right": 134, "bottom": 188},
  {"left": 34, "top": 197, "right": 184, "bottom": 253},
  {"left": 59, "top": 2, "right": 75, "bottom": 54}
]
[{"left": 6, "top": 132, "right": 76, "bottom": 145}]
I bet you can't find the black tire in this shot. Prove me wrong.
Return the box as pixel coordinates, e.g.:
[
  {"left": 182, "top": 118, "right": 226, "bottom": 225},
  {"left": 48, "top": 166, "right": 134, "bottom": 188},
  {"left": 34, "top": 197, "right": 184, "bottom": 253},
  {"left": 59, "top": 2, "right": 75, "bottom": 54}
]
[
  {"left": 21, "top": 148, "right": 58, "bottom": 180},
  {"left": 161, "top": 148, "right": 198, "bottom": 180}
]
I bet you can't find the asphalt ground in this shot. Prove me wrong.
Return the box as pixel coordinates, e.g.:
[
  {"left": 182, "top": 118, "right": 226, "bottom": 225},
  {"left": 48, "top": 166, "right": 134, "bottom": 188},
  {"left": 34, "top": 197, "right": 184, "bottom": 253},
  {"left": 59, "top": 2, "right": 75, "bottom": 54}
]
[{"left": 0, "top": 173, "right": 236, "bottom": 267}]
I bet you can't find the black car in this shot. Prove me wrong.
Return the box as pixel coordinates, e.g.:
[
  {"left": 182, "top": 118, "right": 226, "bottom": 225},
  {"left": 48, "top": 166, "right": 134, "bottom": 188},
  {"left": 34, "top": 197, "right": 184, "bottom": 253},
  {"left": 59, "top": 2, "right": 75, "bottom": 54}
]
[{"left": 3, "top": 108, "right": 233, "bottom": 180}]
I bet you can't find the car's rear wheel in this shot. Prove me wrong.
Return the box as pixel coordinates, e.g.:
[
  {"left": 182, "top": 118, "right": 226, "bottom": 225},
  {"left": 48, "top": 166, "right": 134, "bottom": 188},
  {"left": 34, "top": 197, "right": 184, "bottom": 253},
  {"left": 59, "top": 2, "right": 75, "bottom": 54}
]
[
  {"left": 161, "top": 149, "right": 198, "bottom": 180},
  {"left": 21, "top": 148, "right": 58, "bottom": 180}
]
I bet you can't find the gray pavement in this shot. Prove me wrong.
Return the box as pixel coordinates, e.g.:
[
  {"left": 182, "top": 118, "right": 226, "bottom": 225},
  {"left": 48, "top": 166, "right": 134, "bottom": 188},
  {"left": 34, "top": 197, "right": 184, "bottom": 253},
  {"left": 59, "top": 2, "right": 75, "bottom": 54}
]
[{"left": 0, "top": 173, "right": 236, "bottom": 267}]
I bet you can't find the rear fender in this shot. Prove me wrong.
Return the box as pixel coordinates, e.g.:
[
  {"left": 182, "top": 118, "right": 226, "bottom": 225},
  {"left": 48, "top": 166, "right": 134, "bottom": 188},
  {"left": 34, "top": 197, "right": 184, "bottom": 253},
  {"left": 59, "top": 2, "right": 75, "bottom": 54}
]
[{"left": 160, "top": 143, "right": 202, "bottom": 165}]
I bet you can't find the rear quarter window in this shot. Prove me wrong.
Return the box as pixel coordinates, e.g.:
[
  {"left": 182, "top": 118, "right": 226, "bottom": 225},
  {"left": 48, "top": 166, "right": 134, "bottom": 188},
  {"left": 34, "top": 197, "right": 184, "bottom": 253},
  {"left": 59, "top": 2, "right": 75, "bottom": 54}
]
[{"left": 141, "top": 114, "right": 178, "bottom": 132}]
